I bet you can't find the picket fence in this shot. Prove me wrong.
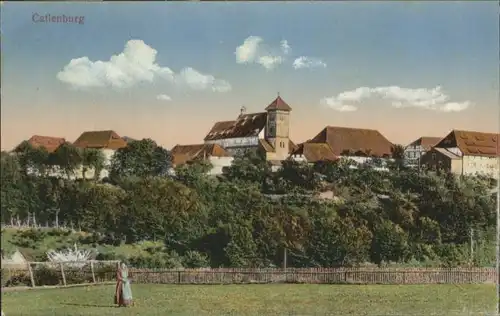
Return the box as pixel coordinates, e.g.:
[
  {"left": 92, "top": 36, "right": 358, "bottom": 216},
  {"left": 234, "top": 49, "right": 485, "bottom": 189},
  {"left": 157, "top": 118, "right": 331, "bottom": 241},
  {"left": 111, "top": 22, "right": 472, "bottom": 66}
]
[
  {"left": 129, "top": 267, "right": 497, "bottom": 285},
  {"left": 1, "top": 263, "right": 496, "bottom": 289}
]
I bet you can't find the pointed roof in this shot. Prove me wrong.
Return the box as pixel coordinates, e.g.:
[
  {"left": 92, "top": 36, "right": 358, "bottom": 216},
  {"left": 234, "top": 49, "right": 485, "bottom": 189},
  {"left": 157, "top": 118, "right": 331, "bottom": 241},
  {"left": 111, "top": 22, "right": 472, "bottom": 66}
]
[
  {"left": 18, "top": 135, "right": 66, "bottom": 153},
  {"left": 204, "top": 112, "right": 267, "bottom": 141},
  {"left": 73, "top": 130, "right": 127, "bottom": 150},
  {"left": 435, "top": 129, "right": 500, "bottom": 157},
  {"left": 291, "top": 143, "right": 338, "bottom": 162},
  {"left": 265, "top": 96, "right": 292, "bottom": 112},
  {"left": 309, "top": 126, "right": 394, "bottom": 157},
  {"left": 171, "top": 143, "right": 230, "bottom": 166}
]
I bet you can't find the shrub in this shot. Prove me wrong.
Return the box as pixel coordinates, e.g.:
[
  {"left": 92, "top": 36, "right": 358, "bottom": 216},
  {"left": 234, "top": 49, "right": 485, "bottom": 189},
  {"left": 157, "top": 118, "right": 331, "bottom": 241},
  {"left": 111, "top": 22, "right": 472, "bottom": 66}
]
[
  {"left": 33, "top": 265, "right": 61, "bottom": 286},
  {"left": 183, "top": 251, "right": 210, "bottom": 268},
  {"left": 1, "top": 269, "right": 31, "bottom": 287}
]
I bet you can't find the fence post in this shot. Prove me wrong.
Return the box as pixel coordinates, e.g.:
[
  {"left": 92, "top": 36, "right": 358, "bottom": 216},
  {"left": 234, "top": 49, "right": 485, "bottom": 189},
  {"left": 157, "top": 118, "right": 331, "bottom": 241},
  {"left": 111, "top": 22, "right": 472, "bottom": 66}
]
[
  {"left": 27, "top": 263, "right": 35, "bottom": 288},
  {"left": 60, "top": 262, "right": 67, "bottom": 286},
  {"left": 177, "top": 270, "right": 181, "bottom": 284},
  {"left": 90, "top": 261, "right": 96, "bottom": 283}
]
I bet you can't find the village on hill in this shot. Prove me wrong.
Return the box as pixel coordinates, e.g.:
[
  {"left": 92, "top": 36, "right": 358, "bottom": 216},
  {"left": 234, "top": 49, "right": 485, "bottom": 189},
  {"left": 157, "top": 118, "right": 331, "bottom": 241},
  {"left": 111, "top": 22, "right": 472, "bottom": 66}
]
[{"left": 11, "top": 96, "right": 500, "bottom": 180}]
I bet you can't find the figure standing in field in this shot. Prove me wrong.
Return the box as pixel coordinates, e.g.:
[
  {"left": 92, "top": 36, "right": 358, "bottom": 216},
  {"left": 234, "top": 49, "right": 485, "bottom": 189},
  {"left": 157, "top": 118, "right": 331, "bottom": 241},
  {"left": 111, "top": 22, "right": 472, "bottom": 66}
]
[{"left": 114, "top": 262, "right": 133, "bottom": 307}]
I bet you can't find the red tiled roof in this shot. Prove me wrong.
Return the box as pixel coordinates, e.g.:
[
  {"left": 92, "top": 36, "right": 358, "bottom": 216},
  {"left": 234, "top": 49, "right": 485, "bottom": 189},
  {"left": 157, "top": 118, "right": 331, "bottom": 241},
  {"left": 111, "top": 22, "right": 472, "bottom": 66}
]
[
  {"left": 171, "top": 143, "right": 230, "bottom": 166},
  {"left": 73, "top": 130, "right": 127, "bottom": 150},
  {"left": 265, "top": 96, "right": 292, "bottom": 112},
  {"left": 204, "top": 112, "right": 267, "bottom": 141},
  {"left": 308, "top": 126, "right": 394, "bottom": 157},
  {"left": 435, "top": 130, "right": 500, "bottom": 157},
  {"left": 291, "top": 143, "right": 338, "bottom": 162},
  {"left": 18, "top": 135, "right": 66, "bottom": 153}
]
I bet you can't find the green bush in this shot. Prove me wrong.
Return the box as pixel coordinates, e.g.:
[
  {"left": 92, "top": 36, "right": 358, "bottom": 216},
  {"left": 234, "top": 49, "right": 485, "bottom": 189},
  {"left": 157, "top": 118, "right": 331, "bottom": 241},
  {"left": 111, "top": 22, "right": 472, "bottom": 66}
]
[
  {"left": 33, "top": 265, "right": 61, "bottom": 286},
  {"left": 434, "top": 243, "right": 469, "bottom": 267},
  {"left": 183, "top": 250, "right": 210, "bottom": 268},
  {"left": 1, "top": 269, "right": 31, "bottom": 287},
  {"left": 128, "top": 251, "right": 184, "bottom": 269}
]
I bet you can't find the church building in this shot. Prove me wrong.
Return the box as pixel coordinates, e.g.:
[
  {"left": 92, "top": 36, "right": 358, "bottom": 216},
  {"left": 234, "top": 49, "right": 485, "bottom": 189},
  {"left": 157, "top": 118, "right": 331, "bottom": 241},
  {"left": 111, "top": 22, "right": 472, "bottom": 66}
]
[
  {"left": 203, "top": 95, "right": 297, "bottom": 161},
  {"left": 170, "top": 96, "right": 298, "bottom": 170}
]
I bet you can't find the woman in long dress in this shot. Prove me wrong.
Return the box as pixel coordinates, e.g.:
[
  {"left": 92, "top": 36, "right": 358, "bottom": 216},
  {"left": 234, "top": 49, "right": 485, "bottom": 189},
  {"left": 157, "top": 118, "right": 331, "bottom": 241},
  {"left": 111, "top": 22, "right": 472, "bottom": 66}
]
[{"left": 115, "top": 262, "right": 133, "bottom": 307}]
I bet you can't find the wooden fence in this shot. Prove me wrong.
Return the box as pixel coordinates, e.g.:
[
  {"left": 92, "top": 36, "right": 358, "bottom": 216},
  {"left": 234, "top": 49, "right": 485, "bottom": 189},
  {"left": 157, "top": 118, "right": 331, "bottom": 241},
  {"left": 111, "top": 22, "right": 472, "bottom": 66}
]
[
  {"left": 2, "top": 263, "right": 496, "bottom": 288},
  {"left": 128, "top": 267, "right": 497, "bottom": 285}
]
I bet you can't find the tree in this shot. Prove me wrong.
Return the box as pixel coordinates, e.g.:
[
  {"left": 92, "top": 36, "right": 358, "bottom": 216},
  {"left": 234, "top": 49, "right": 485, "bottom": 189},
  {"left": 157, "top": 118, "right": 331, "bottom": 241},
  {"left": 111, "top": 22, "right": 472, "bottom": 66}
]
[
  {"left": 109, "top": 139, "right": 172, "bottom": 180},
  {"left": 80, "top": 148, "right": 105, "bottom": 180},
  {"left": 390, "top": 144, "right": 406, "bottom": 171},
  {"left": 275, "top": 159, "right": 322, "bottom": 193},
  {"left": 51, "top": 143, "right": 82, "bottom": 179},
  {"left": 306, "top": 207, "right": 373, "bottom": 267},
  {"left": 371, "top": 220, "right": 410, "bottom": 264},
  {"left": 222, "top": 150, "right": 271, "bottom": 185},
  {"left": 0, "top": 153, "right": 25, "bottom": 225},
  {"left": 120, "top": 177, "right": 206, "bottom": 245},
  {"left": 76, "top": 183, "right": 124, "bottom": 234},
  {"left": 14, "top": 142, "right": 50, "bottom": 176}
]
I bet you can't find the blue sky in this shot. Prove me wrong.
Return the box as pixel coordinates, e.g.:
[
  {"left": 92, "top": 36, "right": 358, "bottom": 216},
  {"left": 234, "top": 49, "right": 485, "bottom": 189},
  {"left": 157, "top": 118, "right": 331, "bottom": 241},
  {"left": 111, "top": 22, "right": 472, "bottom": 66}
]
[{"left": 1, "top": 2, "right": 498, "bottom": 149}]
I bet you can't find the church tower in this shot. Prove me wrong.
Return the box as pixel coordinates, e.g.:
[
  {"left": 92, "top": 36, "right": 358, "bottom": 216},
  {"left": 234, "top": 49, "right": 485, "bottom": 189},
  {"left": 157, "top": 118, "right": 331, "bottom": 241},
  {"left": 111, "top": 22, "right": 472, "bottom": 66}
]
[{"left": 264, "top": 95, "right": 292, "bottom": 160}]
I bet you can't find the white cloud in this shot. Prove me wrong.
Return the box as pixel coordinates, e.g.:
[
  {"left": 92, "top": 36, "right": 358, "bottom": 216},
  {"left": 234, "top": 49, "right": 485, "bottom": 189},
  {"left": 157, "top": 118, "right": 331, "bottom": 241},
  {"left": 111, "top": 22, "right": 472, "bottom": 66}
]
[
  {"left": 257, "top": 56, "right": 284, "bottom": 70},
  {"left": 235, "top": 36, "right": 287, "bottom": 70},
  {"left": 320, "top": 98, "right": 358, "bottom": 112},
  {"left": 321, "top": 86, "right": 470, "bottom": 112},
  {"left": 235, "top": 36, "right": 328, "bottom": 71},
  {"left": 293, "top": 56, "right": 327, "bottom": 70},
  {"left": 57, "top": 39, "right": 231, "bottom": 93},
  {"left": 156, "top": 94, "right": 172, "bottom": 101},
  {"left": 176, "top": 68, "right": 232, "bottom": 92},
  {"left": 235, "top": 36, "right": 263, "bottom": 64}
]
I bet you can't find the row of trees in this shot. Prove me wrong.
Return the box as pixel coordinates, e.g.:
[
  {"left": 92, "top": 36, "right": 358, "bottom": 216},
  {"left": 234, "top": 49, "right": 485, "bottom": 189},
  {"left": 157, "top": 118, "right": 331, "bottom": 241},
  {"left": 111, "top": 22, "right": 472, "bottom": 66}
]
[
  {"left": 1, "top": 139, "right": 497, "bottom": 267},
  {"left": 9, "top": 139, "right": 172, "bottom": 181}
]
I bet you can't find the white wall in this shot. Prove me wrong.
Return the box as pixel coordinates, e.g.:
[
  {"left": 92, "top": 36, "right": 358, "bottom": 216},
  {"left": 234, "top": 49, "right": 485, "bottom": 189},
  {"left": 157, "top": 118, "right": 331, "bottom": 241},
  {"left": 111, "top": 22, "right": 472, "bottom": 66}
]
[
  {"left": 291, "top": 154, "right": 307, "bottom": 162},
  {"left": 208, "top": 156, "right": 234, "bottom": 175},
  {"left": 462, "top": 155, "right": 500, "bottom": 178},
  {"left": 205, "top": 136, "right": 259, "bottom": 149}
]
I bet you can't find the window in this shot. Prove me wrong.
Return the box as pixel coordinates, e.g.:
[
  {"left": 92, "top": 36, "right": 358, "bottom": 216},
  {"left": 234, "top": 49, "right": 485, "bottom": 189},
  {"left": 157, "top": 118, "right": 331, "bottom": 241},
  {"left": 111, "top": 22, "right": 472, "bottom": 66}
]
[
  {"left": 280, "top": 141, "right": 285, "bottom": 148},
  {"left": 432, "top": 153, "right": 436, "bottom": 160}
]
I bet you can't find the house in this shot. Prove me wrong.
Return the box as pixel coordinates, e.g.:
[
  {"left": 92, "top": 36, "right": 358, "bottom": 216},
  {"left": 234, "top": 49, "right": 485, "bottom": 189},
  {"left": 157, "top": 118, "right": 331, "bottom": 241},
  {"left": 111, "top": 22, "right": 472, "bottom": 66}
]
[
  {"left": 306, "top": 126, "right": 394, "bottom": 166},
  {"left": 14, "top": 135, "right": 66, "bottom": 153},
  {"left": 290, "top": 142, "right": 338, "bottom": 163},
  {"left": 12, "top": 135, "right": 67, "bottom": 176},
  {"left": 73, "top": 130, "right": 128, "bottom": 179},
  {"left": 203, "top": 96, "right": 298, "bottom": 163},
  {"left": 170, "top": 143, "right": 233, "bottom": 175},
  {"left": 404, "top": 136, "right": 442, "bottom": 168},
  {"left": 420, "top": 130, "right": 500, "bottom": 178}
]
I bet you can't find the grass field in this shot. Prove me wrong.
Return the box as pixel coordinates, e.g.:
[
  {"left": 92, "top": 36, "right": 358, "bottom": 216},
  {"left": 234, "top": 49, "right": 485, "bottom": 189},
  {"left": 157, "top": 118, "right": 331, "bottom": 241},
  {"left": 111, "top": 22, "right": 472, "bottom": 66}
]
[{"left": 1, "top": 284, "right": 496, "bottom": 316}]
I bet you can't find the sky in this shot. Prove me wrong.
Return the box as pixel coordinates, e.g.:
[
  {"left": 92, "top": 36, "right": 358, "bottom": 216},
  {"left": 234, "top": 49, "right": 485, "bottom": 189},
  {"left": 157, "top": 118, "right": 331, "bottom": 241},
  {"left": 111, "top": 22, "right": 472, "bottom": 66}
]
[{"left": 1, "top": 2, "right": 499, "bottom": 150}]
